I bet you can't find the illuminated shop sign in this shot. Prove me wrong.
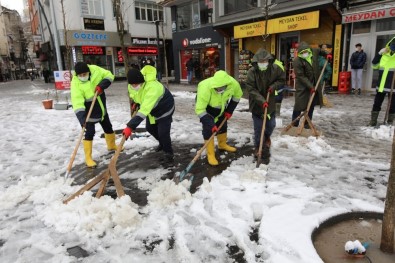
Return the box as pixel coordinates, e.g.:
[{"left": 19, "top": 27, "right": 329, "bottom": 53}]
[
  {"left": 81, "top": 46, "right": 105, "bottom": 55},
  {"left": 127, "top": 47, "right": 158, "bottom": 55},
  {"left": 117, "top": 47, "right": 158, "bottom": 62},
  {"left": 182, "top": 37, "right": 212, "bottom": 47}
]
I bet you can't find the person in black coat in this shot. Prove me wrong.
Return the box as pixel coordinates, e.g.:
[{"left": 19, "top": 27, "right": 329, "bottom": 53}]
[{"left": 350, "top": 43, "right": 367, "bottom": 95}]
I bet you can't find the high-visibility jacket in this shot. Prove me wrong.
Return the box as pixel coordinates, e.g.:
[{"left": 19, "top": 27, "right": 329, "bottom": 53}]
[
  {"left": 195, "top": 70, "right": 242, "bottom": 122},
  {"left": 127, "top": 65, "right": 174, "bottom": 129},
  {"left": 372, "top": 36, "right": 395, "bottom": 93},
  {"left": 71, "top": 64, "right": 114, "bottom": 123}
]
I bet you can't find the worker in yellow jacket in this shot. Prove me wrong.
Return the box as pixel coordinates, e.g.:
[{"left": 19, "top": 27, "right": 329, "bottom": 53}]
[
  {"left": 71, "top": 62, "right": 118, "bottom": 168},
  {"left": 195, "top": 70, "right": 243, "bottom": 166},
  {"left": 123, "top": 65, "right": 175, "bottom": 164}
]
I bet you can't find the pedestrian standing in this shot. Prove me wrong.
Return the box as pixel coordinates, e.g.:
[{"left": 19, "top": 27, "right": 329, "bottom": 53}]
[
  {"left": 245, "top": 48, "right": 285, "bottom": 164},
  {"left": 43, "top": 68, "right": 50, "bottom": 83},
  {"left": 123, "top": 65, "right": 175, "bottom": 164},
  {"left": 291, "top": 42, "right": 324, "bottom": 128},
  {"left": 186, "top": 58, "right": 194, "bottom": 84},
  {"left": 195, "top": 70, "right": 243, "bottom": 166},
  {"left": 350, "top": 43, "right": 367, "bottom": 95},
  {"left": 71, "top": 62, "right": 118, "bottom": 168},
  {"left": 369, "top": 37, "right": 395, "bottom": 126}
]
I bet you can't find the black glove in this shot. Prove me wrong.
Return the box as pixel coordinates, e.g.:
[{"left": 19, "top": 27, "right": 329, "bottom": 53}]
[{"left": 76, "top": 111, "right": 86, "bottom": 127}]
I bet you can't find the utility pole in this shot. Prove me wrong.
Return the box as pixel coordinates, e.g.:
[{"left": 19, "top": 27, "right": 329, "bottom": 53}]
[
  {"left": 154, "top": 20, "right": 162, "bottom": 80},
  {"left": 49, "top": 0, "right": 62, "bottom": 70}
]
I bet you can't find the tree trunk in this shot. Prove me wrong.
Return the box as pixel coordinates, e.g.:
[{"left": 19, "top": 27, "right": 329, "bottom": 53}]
[
  {"left": 381, "top": 129, "right": 395, "bottom": 253},
  {"left": 114, "top": 0, "right": 129, "bottom": 76}
]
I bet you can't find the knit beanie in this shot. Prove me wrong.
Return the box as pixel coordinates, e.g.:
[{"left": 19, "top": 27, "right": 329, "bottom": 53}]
[
  {"left": 74, "top": 62, "right": 90, "bottom": 75},
  {"left": 127, "top": 68, "right": 145, "bottom": 84}
]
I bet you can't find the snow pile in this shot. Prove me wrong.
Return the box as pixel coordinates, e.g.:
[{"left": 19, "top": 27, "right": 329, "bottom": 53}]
[{"left": 361, "top": 125, "right": 394, "bottom": 140}]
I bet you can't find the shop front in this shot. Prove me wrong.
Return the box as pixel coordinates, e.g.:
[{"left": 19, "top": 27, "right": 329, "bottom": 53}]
[
  {"left": 172, "top": 27, "right": 225, "bottom": 83},
  {"left": 342, "top": 5, "right": 395, "bottom": 91},
  {"left": 233, "top": 10, "right": 339, "bottom": 87},
  {"left": 64, "top": 30, "right": 131, "bottom": 77}
]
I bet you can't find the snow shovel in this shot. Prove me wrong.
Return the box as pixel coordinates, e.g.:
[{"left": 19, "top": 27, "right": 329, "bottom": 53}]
[
  {"left": 64, "top": 91, "right": 99, "bottom": 180},
  {"left": 384, "top": 72, "right": 395, "bottom": 124},
  {"left": 281, "top": 60, "right": 328, "bottom": 137},
  {"left": 173, "top": 117, "right": 228, "bottom": 184},
  {"left": 256, "top": 92, "right": 271, "bottom": 168}
]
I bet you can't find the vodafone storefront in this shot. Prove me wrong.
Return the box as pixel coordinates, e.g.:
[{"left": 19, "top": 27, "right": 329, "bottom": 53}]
[{"left": 172, "top": 27, "right": 224, "bottom": 83}]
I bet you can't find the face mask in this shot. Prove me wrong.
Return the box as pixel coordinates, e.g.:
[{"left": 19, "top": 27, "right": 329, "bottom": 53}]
[
  {"left": 302, "top": 53, "right": 309, "bottom": 58},
  {"left": 258, "top": 63, "right": 268, "bottom": 71},
  {"left": 215, "top": 86, "right": 225, "bottom": 94},
  {"left": 78, "top": 75, "right": 89, "bottom": 82},
  {"left": 132, "top": 84, "right": 141, "bottom": 90}
]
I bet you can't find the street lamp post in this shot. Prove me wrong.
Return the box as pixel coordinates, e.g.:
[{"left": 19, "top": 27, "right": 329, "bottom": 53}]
[{"left": 154, "top": 20, "right": 162, "bottom": 80}]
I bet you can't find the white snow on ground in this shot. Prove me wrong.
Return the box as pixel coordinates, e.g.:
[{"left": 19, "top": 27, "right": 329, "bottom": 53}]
[{"left": 0, "top": 80, "right": 392, "bottom": 262}]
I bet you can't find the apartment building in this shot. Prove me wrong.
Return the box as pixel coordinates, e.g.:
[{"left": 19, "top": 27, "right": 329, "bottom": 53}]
[
  {"left": 29, "top": 0, "right": 173, "bottom": 79},
  {"left": 0, "top": 6, "right": 25, "bottom": 80}
]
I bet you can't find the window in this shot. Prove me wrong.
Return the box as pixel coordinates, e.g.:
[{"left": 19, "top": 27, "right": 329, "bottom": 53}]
[
  {"left": 224, "top": 0, "right": 257, "bottom": 15},
  {"left": 376, "top": 17, "right": 395, "bottom": 32},
  {"left": 135, "top": 2, "right": 164, "bottom": 22},
  {"left": 177, "top": 1, "right": 213, "bottom": 31},
  {"left": 81, "top": 0, "right": 103, "bottom": 17},
  {"left": 352, "top": 21, "right": 371, "bottom": 34}
]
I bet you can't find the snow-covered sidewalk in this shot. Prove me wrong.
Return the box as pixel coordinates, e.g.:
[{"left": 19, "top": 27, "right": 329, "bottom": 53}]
[{"left": 0, "top": 80, "right": 391, "bottom": 262}]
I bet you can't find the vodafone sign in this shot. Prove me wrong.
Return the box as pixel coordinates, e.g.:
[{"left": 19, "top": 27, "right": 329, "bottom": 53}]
[
  {"left": 182, "top": 37, "right": 212, "bottom": 48},
  {"left": 182, "top": 38, "right": 189, "bottom": 48}
]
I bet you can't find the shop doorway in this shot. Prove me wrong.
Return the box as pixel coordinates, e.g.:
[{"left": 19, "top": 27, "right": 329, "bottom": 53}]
[
  {"left": 278, "top": 33, "right": 299, "bottom": 87},
  {"left": 348, "top": 35, "right": 372, "bottom": 90}
]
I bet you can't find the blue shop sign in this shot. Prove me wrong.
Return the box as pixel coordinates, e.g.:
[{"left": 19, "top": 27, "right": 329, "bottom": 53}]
[{"left": 73, "top": 32, "right": 107, "bottom": 41}]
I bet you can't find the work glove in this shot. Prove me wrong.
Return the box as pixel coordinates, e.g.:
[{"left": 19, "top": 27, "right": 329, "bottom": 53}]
[
  {"left": 310, "top": 87, "right": 316, "bottom": 94},
  {"left": 95, "top": 86, "right": 103, "bottom": 95},
  {"left": 224, "top": 112, "right": 232, "bottom": 120},
  {"left": 379, "top": 47, "right": 388, "bottom": 55},
  {"left": 76, "top": 111, "right": 86, "bottom": 127},
  {"left": 131, "top": 103, "right": 139, "bottom": 111},
  {"left": 268, "top": 87, "right": 274, "bottom": 94},
  {"left": 262, "top": 102, "right": 269, "bottom": 108},
  {"left": 123, "top": 126, "right": 132, "bottom": 139},
  {"left": 212, "top": 125, "right": 219, "bottom": 133}
]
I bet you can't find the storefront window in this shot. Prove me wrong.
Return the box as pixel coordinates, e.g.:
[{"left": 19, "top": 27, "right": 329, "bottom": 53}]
[
  {"left": 224, "top": 0, "right": 257, "bottom": 15},
  {"left": 135, "top": 2, "right": 164, "bottom": 22},
  {"left": 177, "top": 1, "right": 213, "bottom": 31},
  {"left": 352, "top": 21, "right": 371, "bottom": 34},
  {"left": 376, "top": 17, "right": 395, "bottom": 32}
]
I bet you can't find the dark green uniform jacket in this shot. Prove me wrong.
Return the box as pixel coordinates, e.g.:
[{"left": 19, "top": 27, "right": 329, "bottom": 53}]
[{"left": 245, "top": 48, "right": 286, "bottom": 116}]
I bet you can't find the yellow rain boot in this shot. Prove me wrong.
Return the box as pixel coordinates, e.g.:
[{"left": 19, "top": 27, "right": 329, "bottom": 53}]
[
  {"left": 217, "top": 133, "right": 236, "bottom": 152},
  {"left": 104, "top": 133, "right": 117, "bottom": 151},
  {"left": 205, "top": 139, "right": 218, "bottom": 166},
  {"left": 83, "top": 140, "right": 97, "bottom": 168}
]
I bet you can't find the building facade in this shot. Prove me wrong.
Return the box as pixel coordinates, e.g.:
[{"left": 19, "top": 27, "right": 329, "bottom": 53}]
[
  {"left": 341, "top": 0, "right": 395, "bottom": 91},
  {"left": 29, "top": 0, "right": 173, "bottom": 79},
  {"left": 161, "top": 0, "right": 343, "bottom": 86},
  {"left": 0, "top": 6, "right": 26, "bottom": 81}
]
